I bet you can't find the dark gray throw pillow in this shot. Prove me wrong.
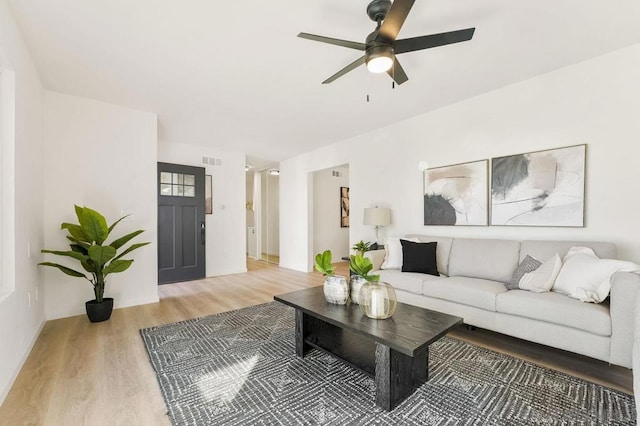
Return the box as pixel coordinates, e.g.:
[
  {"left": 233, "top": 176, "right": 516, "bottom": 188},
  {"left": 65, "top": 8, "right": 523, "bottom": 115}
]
[
  {"left": 400, "top": 240, "right": 439, "bottom": 276},
  {"left": 508, "top": 255, "right": 542, "bottom": 290}
]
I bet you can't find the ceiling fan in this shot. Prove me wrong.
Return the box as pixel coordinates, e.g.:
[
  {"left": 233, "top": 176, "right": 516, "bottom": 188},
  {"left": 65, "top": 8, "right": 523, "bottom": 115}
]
[{"left": 298, "top": 0, "right": 475, "bottom": 85}]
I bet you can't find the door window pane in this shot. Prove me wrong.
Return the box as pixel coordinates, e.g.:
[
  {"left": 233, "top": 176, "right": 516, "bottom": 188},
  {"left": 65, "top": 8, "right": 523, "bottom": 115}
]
[
  {"left": 160, "top": 172, "right": 172, "bottom": 184},
  {"left": 160, "top": 173, "right": 197, "bottom": 197},
  {"left": 160, "top": 184, "right": 172, "bottom": 195}
]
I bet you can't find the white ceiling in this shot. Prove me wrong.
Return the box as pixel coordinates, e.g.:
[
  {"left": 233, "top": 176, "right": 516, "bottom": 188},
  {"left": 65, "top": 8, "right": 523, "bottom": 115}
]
[{"left": 8, "top": 0, "right": 640, "bottom": 163}]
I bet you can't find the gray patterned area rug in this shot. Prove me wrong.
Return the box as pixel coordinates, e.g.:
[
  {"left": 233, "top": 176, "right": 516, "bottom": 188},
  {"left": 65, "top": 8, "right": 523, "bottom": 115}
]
[{"left": 140, "top": 302, "right": 636, "bottom": 425}]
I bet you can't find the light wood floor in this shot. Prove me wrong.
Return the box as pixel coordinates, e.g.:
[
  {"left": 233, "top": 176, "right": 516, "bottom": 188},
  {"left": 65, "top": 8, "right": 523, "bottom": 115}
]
[{"left": 0, "top": 260, "right": 632, "bottom": 425}]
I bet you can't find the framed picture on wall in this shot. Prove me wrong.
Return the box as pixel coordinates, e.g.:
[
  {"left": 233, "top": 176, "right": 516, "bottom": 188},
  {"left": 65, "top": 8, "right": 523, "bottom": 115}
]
[
  {"left": 491, "top": 144, "right": 586, "bottom": 227},
  {"left": 205, "top": 175, "right": 212, "bottom": 214},
  {"left": 340, "top": 186, "right": 349, "bottom": 228},
  {"left": 423, "top": 160, "right": 489, "bottom": 226}
]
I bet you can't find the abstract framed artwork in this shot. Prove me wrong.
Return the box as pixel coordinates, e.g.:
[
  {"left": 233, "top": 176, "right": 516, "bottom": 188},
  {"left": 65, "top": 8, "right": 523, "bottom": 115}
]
[
  {"left": 491, "top": 144, "right": 586, "bottom": 227},
  {"left": 205, "top": 174, "right": 212, "bottom": 215},
  {"left": 340, "top": 186, "right": 349, "bottom": 228},
  {"left": 423, "top": 160, "right": 488, "bottom": 226}
]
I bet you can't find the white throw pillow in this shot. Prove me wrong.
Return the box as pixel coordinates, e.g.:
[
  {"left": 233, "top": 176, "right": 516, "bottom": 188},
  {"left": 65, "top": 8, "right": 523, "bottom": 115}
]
[
  {"left": 552, "top": 247, "right": 639, "bottom": 303},
  {"left": 518, "top": 253, "right": 562, "bottom": 293},
  {"left": 381, "top": 237, "right": 419, "bottom": 270}
]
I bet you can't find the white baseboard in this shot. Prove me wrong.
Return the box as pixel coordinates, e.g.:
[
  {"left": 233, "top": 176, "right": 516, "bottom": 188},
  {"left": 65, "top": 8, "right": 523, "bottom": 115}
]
[
  {"left": 0, "top": 319, "right": 46, "bottom": 406},
  {"left": 46, "top": 295, "right": 160, "bottom": 320},
  {"left": 114, "top": 295, "right": 160, "bottom": 310},
  {"left": 208, "top": 267, "right": 248, "bottom": 277}
]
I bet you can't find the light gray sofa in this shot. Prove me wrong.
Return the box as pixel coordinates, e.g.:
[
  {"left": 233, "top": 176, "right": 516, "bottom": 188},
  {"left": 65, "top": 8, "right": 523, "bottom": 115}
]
[{"left": 366, "top": 235, "right": 640, "bottom": 368}]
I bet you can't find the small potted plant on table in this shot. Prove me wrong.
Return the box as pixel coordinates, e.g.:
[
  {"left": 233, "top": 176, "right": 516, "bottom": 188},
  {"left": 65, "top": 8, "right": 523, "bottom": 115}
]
[
  {"left": 315, "top": 250, "right": 349, "bottom": 304},
  {"left": 349, "top": 254, "right": 379, "bottom": 304},
  {"left": 351, "top": 240, "right": 372, "bottom": 257},
  {"left": 349, "top": 254, "right": 397, "bottom": 319}
]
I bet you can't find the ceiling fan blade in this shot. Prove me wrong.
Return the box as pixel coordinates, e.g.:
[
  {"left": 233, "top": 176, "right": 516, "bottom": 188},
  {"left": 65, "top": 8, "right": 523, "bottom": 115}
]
[
  {"left": 322, "top": 56, "right": 366, "bottom": 84},
  {"left": 387, "top": 58, "right": 408, "bottom": 85},
  {"left": 377, "top": 0, "right": 415, "bottom": 42},
  {"left": 298, "top": 33, "right": 366, "bottom": 51},
  {"left": 394, "top": 28, "right": 475, "bottom": 54}
]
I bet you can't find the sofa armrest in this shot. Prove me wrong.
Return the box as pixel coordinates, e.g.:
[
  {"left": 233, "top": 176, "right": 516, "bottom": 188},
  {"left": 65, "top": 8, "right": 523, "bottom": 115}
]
[
  {"left": 609, "top": 271, "right": 640, "bottom": 368},
  {"left": 364, "top": 249, "right": 386, "bottom": 272}
]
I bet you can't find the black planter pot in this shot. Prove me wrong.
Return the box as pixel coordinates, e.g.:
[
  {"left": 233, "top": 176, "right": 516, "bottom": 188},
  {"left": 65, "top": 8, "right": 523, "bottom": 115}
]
[{"left": 85, "top": 298, "right": 114, "bottom": 323}]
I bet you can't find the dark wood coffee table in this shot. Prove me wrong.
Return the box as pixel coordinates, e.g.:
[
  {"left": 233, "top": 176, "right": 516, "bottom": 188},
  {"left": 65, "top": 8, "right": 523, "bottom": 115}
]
[{"left": 274, "top": 286, "right": 463, "bottom": 411}]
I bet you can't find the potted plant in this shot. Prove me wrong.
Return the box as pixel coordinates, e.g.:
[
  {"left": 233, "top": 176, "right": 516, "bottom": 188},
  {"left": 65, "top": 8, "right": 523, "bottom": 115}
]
[
  {"left": 349, "top": 254, "right": 379, "bottom": 304},
  {"left": 349, "top": 254, "right": 397, "bottom": 318},
  {"left": 351, "top": 240, "right": 372, "bottom": 257},
  {"left": 315, "top": 250, "right": 349, "bottom": 304},
  {"left": 39, "top": 205, "right": 150, "bottom": 322}
]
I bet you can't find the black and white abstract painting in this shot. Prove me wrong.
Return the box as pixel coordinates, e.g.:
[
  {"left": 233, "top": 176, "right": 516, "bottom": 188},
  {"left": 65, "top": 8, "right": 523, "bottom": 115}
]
[
  {"left": 491, "top": 144, "right": 586, "bottom": 227},
  {"left": 423, "top": 160, "right": 488, "bottom": 226}
]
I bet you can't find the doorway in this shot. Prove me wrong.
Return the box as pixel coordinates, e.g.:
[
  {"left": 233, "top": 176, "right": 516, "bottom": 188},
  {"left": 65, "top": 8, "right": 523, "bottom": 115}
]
[
  {"left": 157, "top": 162, "right": 206, "bottom": 284},
  {"left": 259, "top": 169, "right": 279, "bottom": 264},
  {"left": 312, "top": 164, "right": 350, "bottom": 260}
]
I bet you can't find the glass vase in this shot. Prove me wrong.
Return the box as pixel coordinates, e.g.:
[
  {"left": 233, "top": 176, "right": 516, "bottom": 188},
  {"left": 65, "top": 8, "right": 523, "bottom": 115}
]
[
  {"left": 349, "top": 275, "right": 367, "bottom": 305},
  {"left": 323, "top": 275, "right": 349, "bottom": 305},
  {"left": 358, "top": 281, "right": 397, "bottom": 319}
]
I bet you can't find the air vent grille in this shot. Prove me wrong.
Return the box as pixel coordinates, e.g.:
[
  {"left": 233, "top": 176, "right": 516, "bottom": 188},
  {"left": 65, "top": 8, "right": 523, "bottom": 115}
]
[{"left": 202, "top": 156, "right": 222, "bottom": 166}]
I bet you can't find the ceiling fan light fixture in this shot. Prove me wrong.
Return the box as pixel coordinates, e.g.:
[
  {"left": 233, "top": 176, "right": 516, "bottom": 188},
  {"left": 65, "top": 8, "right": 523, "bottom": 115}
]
[
  {"left": 365, "top": 45, "right": 394, "bottom": 73},
  {"left": 366, "top": 55, "right": 393, "bottom": 73},
  {"left": 299, "top": 0, "right": 476, "bottom": 85}
]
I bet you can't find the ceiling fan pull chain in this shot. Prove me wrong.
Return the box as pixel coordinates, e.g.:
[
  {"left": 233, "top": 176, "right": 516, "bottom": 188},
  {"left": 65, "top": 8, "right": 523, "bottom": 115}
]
[{"left": 392, "top": 59, "right": 395, "bottom": 89}]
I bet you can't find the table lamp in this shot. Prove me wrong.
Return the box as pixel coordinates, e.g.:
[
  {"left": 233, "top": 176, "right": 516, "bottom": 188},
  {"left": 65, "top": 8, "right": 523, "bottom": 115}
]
[{"left": 363, "top": 207, "right": 391, "bottom": 244}]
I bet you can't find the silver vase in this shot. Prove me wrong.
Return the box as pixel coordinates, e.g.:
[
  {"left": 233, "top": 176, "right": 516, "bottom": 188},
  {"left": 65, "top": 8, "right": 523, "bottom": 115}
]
[
  {"left": 323, "top": 275, "right": 349, "bottom": 304},
  {"left": 349, "top": 275, "right": 367, "bottom": 304}
]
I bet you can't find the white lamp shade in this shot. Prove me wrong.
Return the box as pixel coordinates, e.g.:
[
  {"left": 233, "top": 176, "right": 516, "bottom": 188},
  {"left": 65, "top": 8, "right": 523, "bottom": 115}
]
[{"left": 363, "top": 207, "right": 391, "bottom": 227}]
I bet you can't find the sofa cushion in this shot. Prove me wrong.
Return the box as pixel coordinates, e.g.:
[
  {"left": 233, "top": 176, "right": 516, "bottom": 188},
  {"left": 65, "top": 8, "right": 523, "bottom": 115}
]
[
  {"left": 553, "top": 247, "right": 638, "bottom": 303},
  {"left": 381, "top": 237, "right": 419, "bottom": 269},
  {"left": 405, "top": 235, "right": 453, "bottom": 276},
  {"left": 378, "top": 269, "right": 444, "bottom": 295},
  {"left": 421, "top": 276, "right": 508, "bottom": 311},
  {"left": 520, "top": 240, "right": 616, "bottom": 263},
  {"left": 508, "top": 255, "right": 542, "bottom": 290},
  {"left": 448, "top": 238, "right": 521, "bottom": 283},
  {"left": 400, "top": 240, "right": 438, "bottom": 276},
  {"left": 518, "top": 253, "right": 562, "bottom": 293},
  {"left": 496, "top": 290, "right": 611, "bottom": 336}
]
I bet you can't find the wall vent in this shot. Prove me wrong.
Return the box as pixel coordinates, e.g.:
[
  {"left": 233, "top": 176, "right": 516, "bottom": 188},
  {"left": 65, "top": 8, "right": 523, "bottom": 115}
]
[
  {"left": 202, "top": 156, "right": 222, "bottom": 166},
  {"left": 332, "top": 170, "right": 342, "bottom": 178}
]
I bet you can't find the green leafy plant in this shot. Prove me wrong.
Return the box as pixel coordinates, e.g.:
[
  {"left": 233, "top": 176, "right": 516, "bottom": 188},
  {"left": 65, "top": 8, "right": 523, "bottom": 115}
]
[
  {"left": 39, "top": 205, "right": 150, "bottom": 303},
  {"left": 314, "top": 250, "right": 335, "bottom": 276},
  {"left": 351, "top": 240, "right": 372, "bottom": 257},
  {"left": 349, "top": 254, "right": 380, "bottom": 282}
]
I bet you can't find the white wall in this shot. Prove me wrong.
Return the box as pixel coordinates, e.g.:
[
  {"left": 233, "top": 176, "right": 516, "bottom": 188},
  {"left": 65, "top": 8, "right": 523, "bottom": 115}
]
[
  {"left": 158, "top": 141, "right": 246, "bottom": 276},
  {"left": 43, "top": 91, "right": 158, "bottom": 319},
  {"left": 281, "top": 44, "right": 640, "bottom": 272},
  {"left": 0, "top": 0, "right": 45, "bottom": 405},
  {"left": 313, "top": 165, "right": 350, "bottom": 259}
]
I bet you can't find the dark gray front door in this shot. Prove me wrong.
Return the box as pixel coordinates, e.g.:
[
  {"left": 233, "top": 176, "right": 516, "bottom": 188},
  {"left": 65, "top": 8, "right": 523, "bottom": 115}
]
[{"left": 157, "top": 162, "right": 206, "bottom": 284}]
